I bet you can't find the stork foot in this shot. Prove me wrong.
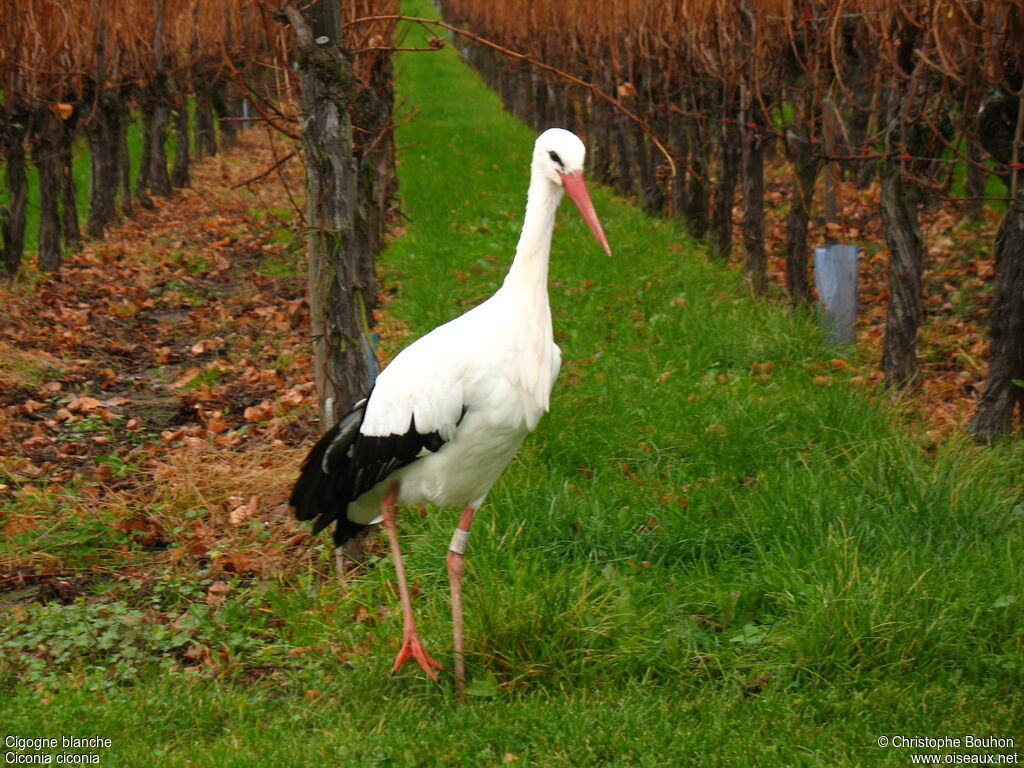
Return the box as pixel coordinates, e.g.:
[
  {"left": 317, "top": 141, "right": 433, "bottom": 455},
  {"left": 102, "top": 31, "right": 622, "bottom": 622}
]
[{"left": 391, "top": 630, "right": 443, "bottom": 680}]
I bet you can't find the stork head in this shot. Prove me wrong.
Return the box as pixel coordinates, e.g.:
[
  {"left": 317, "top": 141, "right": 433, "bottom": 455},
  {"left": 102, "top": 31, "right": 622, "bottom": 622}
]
[{"left": 533, "top": 128, "right": 611, "bottom": 255}]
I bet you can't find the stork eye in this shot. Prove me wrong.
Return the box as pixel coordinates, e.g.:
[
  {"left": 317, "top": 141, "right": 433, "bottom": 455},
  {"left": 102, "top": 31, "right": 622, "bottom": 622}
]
[{"left": 548, "top": 150, "right": 563, "bottom": 167}]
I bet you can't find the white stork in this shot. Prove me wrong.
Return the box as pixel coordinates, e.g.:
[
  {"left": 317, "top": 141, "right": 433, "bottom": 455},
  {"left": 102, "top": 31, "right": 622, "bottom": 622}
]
[{"left": 290, "top": 128, "right": 610, "bottom": 692}]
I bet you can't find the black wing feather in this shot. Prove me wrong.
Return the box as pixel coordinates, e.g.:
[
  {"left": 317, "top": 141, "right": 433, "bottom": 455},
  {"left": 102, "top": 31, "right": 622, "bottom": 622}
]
[
  {"left": 348, "top": 418, "right": 445, "bottom": 502},
  {"left": 289, "top": 397, "right": 464, "bottom": 546},
  {"left": 289, "top": 401, "right": 369, "bottom": 544}
]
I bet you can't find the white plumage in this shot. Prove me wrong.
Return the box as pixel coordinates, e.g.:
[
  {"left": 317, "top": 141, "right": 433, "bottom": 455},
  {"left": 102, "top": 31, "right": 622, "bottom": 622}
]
[
  {"left": 290, "top": 127, "right": 609, "bottom": 693},
  {"left": 347, "top": 280, "right": 562, "bottom": 523}
]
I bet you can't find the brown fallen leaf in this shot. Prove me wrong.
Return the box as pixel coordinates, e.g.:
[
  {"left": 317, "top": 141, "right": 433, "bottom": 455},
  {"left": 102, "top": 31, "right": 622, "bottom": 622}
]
[
  {"left": 220, "top": 552, "right": 254, "bottom": 574},
  {"left": 3, "top": 515, "right": 40, "bottom": 538},
  {"left": 243, "top": 401, "right": 273, "bottom": 422},
  {"left": 228, "top": 495, "right": 260, "bottom": 525},
  {"left": 171, "top": 366, "right": 203, "bottom": 389},
  {"left": 91, "top": 463, "right": 115, "bottom": 484},
  {"left": 205, "top": 411, "right": 228, "bottom": 434},
  {"left": 205, "top": 580, "right": 235, "bottom": 606},
  {"left": 67, "top": 396, "right": 108, "bottom": 412},
  {"left": 183, "top": 643, "right": 215, "bottom": 668},
  {"left": 113, "top": 516, "right": 165, "bottom": 547},
  {"left": 51, "top": 102, "right": 74, "bottom": 120}
]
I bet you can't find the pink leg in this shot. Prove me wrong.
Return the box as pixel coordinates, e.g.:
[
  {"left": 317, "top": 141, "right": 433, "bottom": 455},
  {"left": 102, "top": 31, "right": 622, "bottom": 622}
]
[
  {"left": 381, "top": 486, "right": 442, "bottom": 680},
  {"left": 446, "top": 504, "right": 478, "bottom": 697}
]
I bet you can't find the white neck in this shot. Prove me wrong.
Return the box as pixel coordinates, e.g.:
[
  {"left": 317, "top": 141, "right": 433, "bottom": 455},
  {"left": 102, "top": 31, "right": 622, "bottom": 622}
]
[
  {"left": 493, "top": 165, "right": 562, "bottom": 419},
  {"left": 503, "top": 171, "right": 563, "bottom": 294}
]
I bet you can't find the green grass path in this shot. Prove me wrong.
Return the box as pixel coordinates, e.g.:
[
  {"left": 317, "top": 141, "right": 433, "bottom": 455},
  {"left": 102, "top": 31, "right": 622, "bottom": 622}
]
[{"left": 1, "top": 2, "right": 1021, "bottom": 765}]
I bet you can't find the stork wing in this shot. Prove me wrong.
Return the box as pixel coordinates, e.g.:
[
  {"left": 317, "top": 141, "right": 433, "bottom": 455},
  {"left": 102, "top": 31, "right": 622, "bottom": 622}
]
[
  {"left": 291, "top": 310, "right": 481, "bottom": 543},
  {"left": 350, "top": 334, "right": 469, "bottom": 501}
]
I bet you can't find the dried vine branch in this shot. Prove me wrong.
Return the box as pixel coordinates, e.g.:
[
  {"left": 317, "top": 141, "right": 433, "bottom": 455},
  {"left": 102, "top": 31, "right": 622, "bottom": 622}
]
[{"left": 345, "top": 14, "right": 677, "bottom": 178}]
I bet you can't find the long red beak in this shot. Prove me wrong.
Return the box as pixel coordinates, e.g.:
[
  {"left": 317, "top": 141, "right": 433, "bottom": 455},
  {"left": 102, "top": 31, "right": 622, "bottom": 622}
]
[{"left": 560, "top": 170, "right": 611, "bottom": 256}]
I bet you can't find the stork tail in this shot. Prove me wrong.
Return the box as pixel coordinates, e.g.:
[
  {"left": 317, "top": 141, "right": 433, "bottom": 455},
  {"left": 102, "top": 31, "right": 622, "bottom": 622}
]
[{"left": 290, "top": 399, "right": 369, "bottom": 546}]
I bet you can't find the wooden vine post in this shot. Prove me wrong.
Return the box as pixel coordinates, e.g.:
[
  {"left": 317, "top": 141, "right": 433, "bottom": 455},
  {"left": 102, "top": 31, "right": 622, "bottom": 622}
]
[
  {"left": 1, "top": 109, "right": 29, "bottom": 278},
  {"left": 879, "top": 52, "right": 926, "bottom": 390},
  {"left": 969, "top": 90, "right": 1024, "bottom": 441},
  {"left": 85, "top": 0, "right": 120, "bottom": 240},
  {"left": 283, "top": 1, "right": 371, "bottom": 432}
]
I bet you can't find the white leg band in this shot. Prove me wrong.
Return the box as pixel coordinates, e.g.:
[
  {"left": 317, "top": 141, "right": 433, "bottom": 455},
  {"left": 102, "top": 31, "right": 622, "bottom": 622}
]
[{"left": 449, "top": 528, "right": 471, "bottom": 555}]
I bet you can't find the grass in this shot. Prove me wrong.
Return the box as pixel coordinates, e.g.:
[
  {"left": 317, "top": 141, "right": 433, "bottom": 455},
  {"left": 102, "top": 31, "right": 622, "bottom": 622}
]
[
  {"left": 0, "top": 339, "right": 63, "bottom": 390},
  {"left": 1, "top": 1, "right": 1022, "bottom": 764}
]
